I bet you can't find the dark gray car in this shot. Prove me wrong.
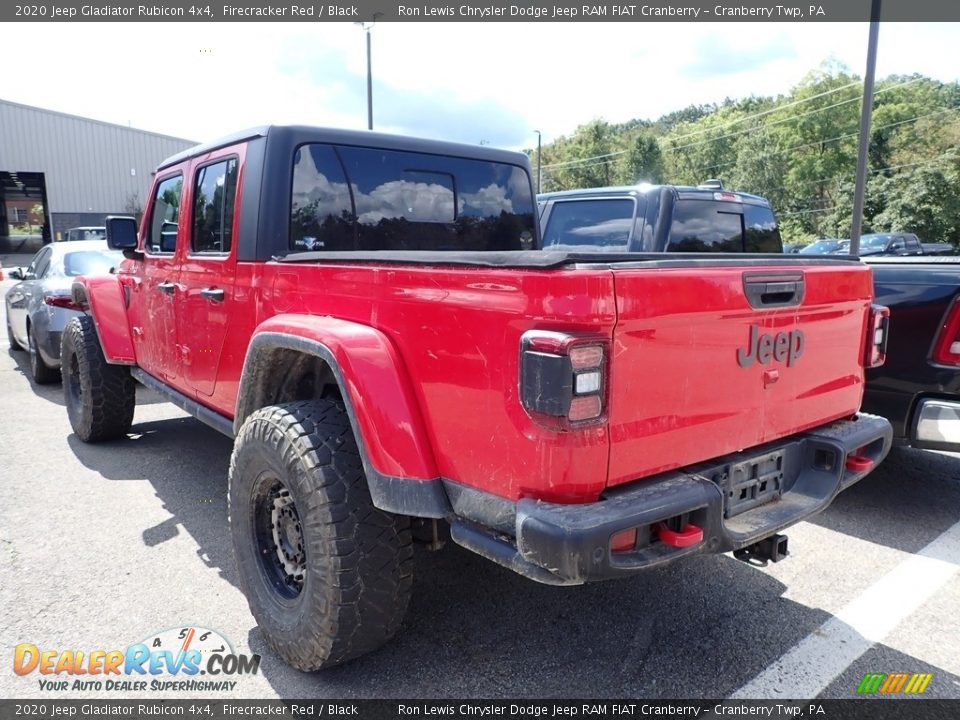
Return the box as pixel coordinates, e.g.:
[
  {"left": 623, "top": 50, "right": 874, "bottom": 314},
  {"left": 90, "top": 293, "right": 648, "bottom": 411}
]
[{"left": 5, "top": 241, "right": 121, "bottom": 383}]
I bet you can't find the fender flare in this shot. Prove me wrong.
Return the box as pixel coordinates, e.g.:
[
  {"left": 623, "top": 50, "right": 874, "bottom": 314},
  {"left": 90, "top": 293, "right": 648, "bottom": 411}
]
[
  {"left": 234, "top": 314, "right": 450, "bottom": 518},
  {"left": 72, "top": 276, "right": 136, "bottom": 365}
]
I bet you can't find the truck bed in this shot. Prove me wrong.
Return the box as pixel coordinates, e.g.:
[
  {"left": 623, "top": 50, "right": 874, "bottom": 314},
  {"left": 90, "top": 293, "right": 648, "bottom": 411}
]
[{"left": 268, "top": 253, "right": 875, "bottom": 501}]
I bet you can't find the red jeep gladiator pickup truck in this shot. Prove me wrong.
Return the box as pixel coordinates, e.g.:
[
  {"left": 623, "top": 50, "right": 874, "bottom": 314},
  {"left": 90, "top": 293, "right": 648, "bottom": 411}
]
[{"left": 65, "top": 126, "right": 892, "bottom": 671}]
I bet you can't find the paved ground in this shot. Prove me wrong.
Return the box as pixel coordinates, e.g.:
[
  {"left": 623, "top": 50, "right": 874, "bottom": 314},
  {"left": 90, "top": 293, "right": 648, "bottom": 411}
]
[{"left": 1, "top": 273, "right": 958, "bottom": 701}]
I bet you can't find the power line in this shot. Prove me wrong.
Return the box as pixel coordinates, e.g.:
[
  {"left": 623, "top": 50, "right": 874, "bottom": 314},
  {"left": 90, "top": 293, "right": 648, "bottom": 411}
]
[
  {"left": 692, "top": 106, "right": 959, "bottom": 176},
  {"left": 665, "top": 79, "right": 863, "bottom": 143},
  {"left": 762, "top": 148, "right": 959, "bottom": 195},
  {"left": 664, "top": 77, "right": 924, "bottom": 155},
  {"left": 541, "top": 150, "right": 627, "bottom": 170},
  {"left": 541, "top": 78, "right": 933, "bottom": 176},
  {"left": 775, "top": 153, "right": 960, "bottom": 219},
  {"left": 540, "top": 81, "right": 870, "bottom": 171},
  {"left": 780, "top": 207, "right": 838, "bottom": 218}
]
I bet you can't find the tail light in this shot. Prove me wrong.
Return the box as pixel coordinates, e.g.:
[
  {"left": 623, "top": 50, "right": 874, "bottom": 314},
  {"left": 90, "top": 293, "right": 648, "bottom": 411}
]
[
  {"left": 520, "top": 330, "right": 608, "bottom": 430},
  {"left": 864, "top": 304, "right": 889, "bottom": 368},
  {"left": 932, "top": 297, "right": 960, "bottom": 366},
  {"left": 44, "top": 294, "right": 81, "bottom": 310}
]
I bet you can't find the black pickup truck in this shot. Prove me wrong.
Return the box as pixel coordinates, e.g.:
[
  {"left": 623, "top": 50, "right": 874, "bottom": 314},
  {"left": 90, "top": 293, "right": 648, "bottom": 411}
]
[
  {"left": 853, "top": 232, "right": 954, "bottom": 257},
  {"left": 537, "top": 182, "right": 782, "bottom": 253},
  {"left": 863, "top": 256, "right": 960, "bottom": 452}
]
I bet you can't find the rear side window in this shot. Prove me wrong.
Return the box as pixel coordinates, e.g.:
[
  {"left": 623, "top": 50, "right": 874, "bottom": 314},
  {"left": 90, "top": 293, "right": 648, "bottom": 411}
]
[
  {"left": 290, "top": 144, "right": 536, "bottom": 252},
  {"left": 290, "top": 145, "right": 355, "bottom": 251},
  {"left": 542, "top": 199, "right": 635, "bottom": 251},
  {"left": 668, "top": 201, "right": 782, "bottom": 252},
  {"left": 744, "top": 204, "right": 782, "bottom": 252},
  {"left": 148, "top": 174, "right": 183, "bottom": 254},
  {"left": 192, "top": 158, "right": 238, "bottom": 254}
]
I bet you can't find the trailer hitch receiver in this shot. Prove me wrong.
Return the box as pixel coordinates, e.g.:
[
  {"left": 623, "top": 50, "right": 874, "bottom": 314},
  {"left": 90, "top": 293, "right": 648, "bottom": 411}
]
[{"left": 734, "top": 533, "right": 789, "bottom": 565}]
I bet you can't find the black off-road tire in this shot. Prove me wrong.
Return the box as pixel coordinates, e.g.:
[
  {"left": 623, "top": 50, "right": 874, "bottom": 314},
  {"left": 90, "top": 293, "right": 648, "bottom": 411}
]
[
  {"left": 229, "top": 399, "right": 413, "bottom": 671},
  {"left": 6, "top": 316, "right": 24, "bottom": 351},
  {"left": 28, "top": 322, "right": 60, "bottom": 384},
  {"left": 61, "top": 315, "right": 136, "bottom": 442}
]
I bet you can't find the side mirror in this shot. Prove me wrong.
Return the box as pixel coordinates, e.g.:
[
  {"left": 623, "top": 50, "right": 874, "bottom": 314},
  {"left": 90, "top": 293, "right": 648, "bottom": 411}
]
[
  {"left": 8, "top": 268, "right": 24, "bottom": 281},
  {"left": 105, "top": 216, "right": 139, "bottom": 250}
]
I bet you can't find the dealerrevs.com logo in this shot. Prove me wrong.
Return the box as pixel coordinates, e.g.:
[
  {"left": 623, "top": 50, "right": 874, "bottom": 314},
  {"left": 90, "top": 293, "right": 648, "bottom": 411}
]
[{"left": 13, "top": 626, "right": 260, "bottom": 692}]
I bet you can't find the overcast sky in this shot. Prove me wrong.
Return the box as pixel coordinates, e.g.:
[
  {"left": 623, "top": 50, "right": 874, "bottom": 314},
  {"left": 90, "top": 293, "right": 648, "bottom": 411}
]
[{"left": 4, "top": 22, "right": 958, "bottom": 149}]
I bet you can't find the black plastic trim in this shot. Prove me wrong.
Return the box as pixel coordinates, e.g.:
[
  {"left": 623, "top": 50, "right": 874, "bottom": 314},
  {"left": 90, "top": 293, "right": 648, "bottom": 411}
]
[
  {"left": 278, "top": 250, "right": 862, "bottom": 270},
  {"left": 443, "top": 479, "right": 516, "bottom": 535},
  {"left": 130, "top": 368, "right": 235, "bottom": 437},
  {"left": 450, "top": 521, "right": 577, "bottom": 586},
  {"left": 236, "top": 332, "right": 451, "bottom": 519},
  {"left": 238, "top": 136, "right": 266, "bottom": 262}
]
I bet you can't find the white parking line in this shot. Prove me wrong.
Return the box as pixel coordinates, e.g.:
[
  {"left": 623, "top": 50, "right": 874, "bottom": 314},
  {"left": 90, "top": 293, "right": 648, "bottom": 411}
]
[{"left": 730, "top": 520, "right": 960, "bottom": 699}]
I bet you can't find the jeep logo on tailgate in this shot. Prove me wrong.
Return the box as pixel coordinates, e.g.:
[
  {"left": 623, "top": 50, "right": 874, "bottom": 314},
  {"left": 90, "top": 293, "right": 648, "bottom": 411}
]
[{"left": 737, "top": 324, "right": 805, "bottom": 368}]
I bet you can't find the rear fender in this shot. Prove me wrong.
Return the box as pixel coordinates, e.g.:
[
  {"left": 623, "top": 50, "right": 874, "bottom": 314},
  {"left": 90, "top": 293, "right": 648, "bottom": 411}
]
[
  {"left": 235, "top": 314, "right": 449, "bottom": 518},
  {"left": 71, "top": 276, "right": 136, "bottom": 365}
]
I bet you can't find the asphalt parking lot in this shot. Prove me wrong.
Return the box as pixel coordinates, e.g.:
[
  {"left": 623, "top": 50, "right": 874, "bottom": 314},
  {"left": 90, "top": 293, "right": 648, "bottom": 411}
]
[{"left": 1, "top": 267, "right": 959, "bottom": 701}]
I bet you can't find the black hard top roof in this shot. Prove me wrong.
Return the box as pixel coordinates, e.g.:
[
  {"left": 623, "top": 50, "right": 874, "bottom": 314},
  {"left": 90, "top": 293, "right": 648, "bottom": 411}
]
[
  {"left": 537, "top": 184, "right": 771, "bottom": 206},
  {"left": 157, "top": 125, "right": 531, "bottom": 171}
]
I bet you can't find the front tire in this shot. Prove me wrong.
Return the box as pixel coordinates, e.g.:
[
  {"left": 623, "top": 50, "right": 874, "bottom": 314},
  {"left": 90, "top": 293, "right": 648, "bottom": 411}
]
[
  {"left": 61, "top": 316, "right": 136, "bottom": 442},
  {"left": 229, "top": 400, "right": 413, "bottom": 671},
  {"left": 28, "top": 322, "right": 60, "bottom": 384}
]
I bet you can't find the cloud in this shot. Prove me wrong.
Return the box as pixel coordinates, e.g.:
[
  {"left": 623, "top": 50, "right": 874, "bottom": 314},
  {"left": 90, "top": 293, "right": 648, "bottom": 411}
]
[
  {"left": 2, "top": 22, "right": 958, "bottom": 151},
  {"left": 682, "top": 34, "right": 799, "bottom": 80}
]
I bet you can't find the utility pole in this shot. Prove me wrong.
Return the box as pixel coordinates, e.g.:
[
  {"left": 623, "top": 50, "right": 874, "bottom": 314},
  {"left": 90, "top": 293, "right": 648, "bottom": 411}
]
[
  {"left": 356, "top": 15, "right": 381, "bottom": 130},
  {"left": 850, "top": 0, "right": 881, "bottom": 256}
]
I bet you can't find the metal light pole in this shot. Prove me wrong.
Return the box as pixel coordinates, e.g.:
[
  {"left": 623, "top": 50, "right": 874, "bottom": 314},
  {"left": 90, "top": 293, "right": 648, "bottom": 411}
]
[
  {"left": 850, "top": 0, "right": 881, "bottom": 256},
  {"left": 534, "top": 130, "right": 542, "bottom": 194},
  {"left": 356, "top": 15, "right": 381, "bottom": 130}
]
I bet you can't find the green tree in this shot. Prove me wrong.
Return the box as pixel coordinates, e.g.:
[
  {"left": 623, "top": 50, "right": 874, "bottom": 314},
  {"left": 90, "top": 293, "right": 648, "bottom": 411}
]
[{"left": 872, "top": 154, "right": 960, "bottom": 245}]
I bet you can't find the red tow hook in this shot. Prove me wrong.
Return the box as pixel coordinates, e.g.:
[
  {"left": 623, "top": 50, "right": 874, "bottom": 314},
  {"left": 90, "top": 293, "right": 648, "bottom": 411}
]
[
  {"left": 845, "top": 449, "right": 874, "bottom": 473},
  {"left": 657, "top": 522, "right": 704, "bottom": 548}
]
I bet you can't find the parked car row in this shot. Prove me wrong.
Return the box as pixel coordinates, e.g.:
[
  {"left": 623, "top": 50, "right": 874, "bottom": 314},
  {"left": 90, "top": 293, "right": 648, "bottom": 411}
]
[{"left": 795, "top": 233, "right": 955, "bottom": 256}]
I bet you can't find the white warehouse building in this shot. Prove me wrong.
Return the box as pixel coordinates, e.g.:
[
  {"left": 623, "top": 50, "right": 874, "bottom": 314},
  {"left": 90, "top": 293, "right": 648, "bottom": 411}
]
[{"left": 0, "top": 98, "right": 194, "bottom": 252}]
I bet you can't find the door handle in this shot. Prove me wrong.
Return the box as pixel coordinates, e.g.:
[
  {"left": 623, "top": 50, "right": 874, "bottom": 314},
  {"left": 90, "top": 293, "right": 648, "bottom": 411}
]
[
  {"left": 157, "top": 281, "right": 176, "bottom": 295},
  {"left": 201, "top": 287, "right": 225, "bottom": 302}
]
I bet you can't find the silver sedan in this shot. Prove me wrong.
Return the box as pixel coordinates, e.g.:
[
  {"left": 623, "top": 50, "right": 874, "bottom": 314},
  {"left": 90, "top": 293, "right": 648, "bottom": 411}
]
[{"left": 5, "top": 240, "right": 122, "bottom": 383}]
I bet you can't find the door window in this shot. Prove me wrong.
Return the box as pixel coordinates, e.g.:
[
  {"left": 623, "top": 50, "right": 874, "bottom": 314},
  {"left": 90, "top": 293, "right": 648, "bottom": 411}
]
[
  {"left": 192, "top": 158, "right": 238, "bottom": 254},
  {"left": 147, "top": 174, "right": 183, "bottom": 254}
]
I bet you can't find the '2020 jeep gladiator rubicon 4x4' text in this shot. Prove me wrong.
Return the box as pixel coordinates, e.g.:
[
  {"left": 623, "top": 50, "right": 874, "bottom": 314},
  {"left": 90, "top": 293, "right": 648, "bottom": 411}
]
[{"left": 65, "top": 126, "right": 892, "bottom": 670}]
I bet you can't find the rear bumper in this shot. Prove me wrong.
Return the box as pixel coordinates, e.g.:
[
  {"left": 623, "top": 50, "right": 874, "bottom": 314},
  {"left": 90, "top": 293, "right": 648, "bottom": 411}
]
[
  {"left": 449, "top": 413, "right": 892, "bottom": 585},
  {"left": 912, "top": 398, "right": 960, "bottom": 451}
]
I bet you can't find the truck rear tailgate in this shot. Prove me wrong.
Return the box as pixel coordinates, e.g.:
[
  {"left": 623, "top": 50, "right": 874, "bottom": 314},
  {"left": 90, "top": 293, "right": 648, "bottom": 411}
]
[{"left": 607, "top": 260, "right": 874, "bottom": 486}]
